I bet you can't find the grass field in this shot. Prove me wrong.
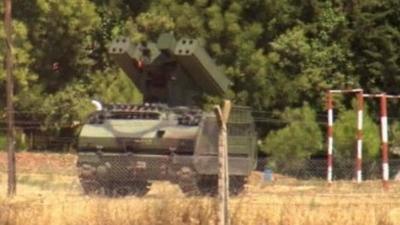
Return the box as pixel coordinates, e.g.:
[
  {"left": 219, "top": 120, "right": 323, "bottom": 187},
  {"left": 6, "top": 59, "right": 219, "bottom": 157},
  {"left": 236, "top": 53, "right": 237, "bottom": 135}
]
[{"left": 1, "top": 152, "right": 400, "bottom": 225}]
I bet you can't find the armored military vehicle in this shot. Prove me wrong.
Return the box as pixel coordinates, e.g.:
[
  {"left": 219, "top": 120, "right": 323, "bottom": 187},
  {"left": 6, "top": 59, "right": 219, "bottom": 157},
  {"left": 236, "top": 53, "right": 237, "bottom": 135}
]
[{"left": 77, "top": 33, "right": 257, "bottom": 196}]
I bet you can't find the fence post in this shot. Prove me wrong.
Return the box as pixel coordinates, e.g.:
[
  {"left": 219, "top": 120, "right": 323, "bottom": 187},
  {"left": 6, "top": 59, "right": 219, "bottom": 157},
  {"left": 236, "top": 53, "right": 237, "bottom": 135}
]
[
  {"left": 355, "top": 91, "right": 364, "bottom": 183},
  {"left": 327, "top": 91, "right": 333, "bottom": 183},
  {"left": 214, "top": 100, "right": 231, "bottom": 225},
  {"left": 4, "top": 0, "right": 17, "bottom": 197},
  {"left": 380, "top": 94, "right": 389, "bottom": 189}
]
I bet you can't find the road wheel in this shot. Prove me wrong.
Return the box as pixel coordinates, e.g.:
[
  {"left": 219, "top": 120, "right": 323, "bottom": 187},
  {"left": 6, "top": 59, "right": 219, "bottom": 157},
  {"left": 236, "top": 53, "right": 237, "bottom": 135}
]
[
  {"left": 177, "top": 167, "right": 201, "bottom": 196},
  {"left": 194, "top": 175, "right": 246, "bottom": 196},
  {"left": 196, "top": 176, "right": 218, "bottom": 196},
  {"left": 111, "top": 181, "right": 151, "bottom": 197},
  {"left": 229, "top": 176, "right": 246, "bottom": 196},
  {"left": 80, "top": 178, "right": 108, "bottom": 195}
]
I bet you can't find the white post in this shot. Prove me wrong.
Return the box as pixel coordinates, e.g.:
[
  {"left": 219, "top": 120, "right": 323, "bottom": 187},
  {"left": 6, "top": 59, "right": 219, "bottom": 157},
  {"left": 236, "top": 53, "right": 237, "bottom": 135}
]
[
  {"left": 327, "top": 92, "right": 333, "bottom": 183},
  {"left": 355, "top": 91, "right": 364, "bottom": 183}
]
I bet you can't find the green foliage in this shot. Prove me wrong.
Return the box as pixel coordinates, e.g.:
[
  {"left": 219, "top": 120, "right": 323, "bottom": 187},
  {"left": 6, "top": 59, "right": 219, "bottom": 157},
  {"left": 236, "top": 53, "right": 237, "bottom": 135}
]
[
  {"left": 350, "top": 0, "right": 400, "bottom": 95},
  {"left": 388, "top": 121, "right": 400, "bottom": 156},
  {"left": 88, "top": 69, "right": 142, "bottom": 104},
  {"left": 263, "top": 104, "right": 323, "bottom": 172},
  {"left": 0, "top": 19, "right": 38, "bottom": 108},
  {"left": 2, "top": 0, "right": 400, "bottom": 156},
  {"left": 20, "top": 0, "right": 101, "bottom": 92},
  {"left": 0, "top": 132, "right": 25, "bottom": 152},
  {"left": 266, "top": 2, "right": 354, "bottom": 111},
  {"left": 333, "top": 109, "right": 380, "bottom": 160},
  {"left": 4, "top": 0, "right": 142, "bottom": 133},
  {"left": 41, "top": 82, "right": 94, "bottom": 131},
  {"left": 0, "top": 133, "right": 5, "bottom": 151}
]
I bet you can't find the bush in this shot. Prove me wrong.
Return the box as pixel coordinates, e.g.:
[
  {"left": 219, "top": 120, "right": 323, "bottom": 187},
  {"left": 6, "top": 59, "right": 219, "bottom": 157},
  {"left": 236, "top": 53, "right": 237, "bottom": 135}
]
[
  {"left": 0, "top": 133, "right": 5, "bottom": 151},
  {"left": 389, "top": 121, "right": 400, "bottom": 156},
  {"left": 334, "top": 109, "right": 380, "bottom": 160},
  {"left": 333, "top": 109, "right": 380, "bottom": 179},
  {"left": 0, "top": 131, "right": 29, "bottom": 151},
  {"left": 263, "top": 104, "right": 323, "bottom": 175}
]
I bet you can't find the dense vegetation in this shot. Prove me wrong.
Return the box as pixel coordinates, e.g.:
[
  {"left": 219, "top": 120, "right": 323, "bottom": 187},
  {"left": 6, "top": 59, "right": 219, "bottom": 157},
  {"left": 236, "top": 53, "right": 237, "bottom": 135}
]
[{"left": 1, "top": 0, "right": 400, "bottom": 164}]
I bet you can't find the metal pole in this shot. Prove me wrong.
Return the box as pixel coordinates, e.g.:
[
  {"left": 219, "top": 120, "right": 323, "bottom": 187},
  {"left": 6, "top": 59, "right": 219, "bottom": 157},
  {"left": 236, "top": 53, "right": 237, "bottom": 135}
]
[
  {"left": 380, "top": 94, "right": 389, "bottom": 189},
  {"left": 363, "top": 93, "right": 397, "bottom": 188},
  {"left": 327, "top": 88, "right": 363, "bottom": 183},
  {"left": 215, "top": 100, "right": 231, "bottom": 225},
  {"left": 327, "top": 91, "right": 333, "bottom": 183},
  {"left": 355, "top": 91, "right": 364, "bottom": 183},
  {"left": 4, "top": 0, "right": 16, "bottom": 196}
]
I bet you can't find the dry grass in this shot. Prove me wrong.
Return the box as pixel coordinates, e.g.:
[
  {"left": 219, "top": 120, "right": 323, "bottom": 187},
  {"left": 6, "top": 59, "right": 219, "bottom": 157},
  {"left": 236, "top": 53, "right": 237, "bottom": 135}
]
[
  {"left": 1, "top": 152, "right": 400, "bottom": 225},
  {"left": 1, "top": 173, "right": 400, "bottom": 225},
  {"left": 0, "top": 152, "right": 76, "bottom": 175}
]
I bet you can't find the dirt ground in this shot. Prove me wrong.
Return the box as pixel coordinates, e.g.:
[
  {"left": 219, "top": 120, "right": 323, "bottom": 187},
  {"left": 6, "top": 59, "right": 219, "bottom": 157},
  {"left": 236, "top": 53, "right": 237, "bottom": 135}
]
[{"left": 0, "top": 152, "right": 76, "bottom": 175}]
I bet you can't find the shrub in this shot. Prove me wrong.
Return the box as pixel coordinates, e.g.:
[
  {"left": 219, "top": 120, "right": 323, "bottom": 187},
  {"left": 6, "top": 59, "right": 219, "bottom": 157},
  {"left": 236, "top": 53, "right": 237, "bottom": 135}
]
[
  {"left": 0, "top": 133, "right": 6, "bottom": 151},
  {"left": 334, "top": 109, "right": 380, "bottom": 160},
  {"left": 263, "top": 104, "right": 323, "bottom": 174},
  {"left": 332, "top": 108, "right": 380, "bottom": 178}
]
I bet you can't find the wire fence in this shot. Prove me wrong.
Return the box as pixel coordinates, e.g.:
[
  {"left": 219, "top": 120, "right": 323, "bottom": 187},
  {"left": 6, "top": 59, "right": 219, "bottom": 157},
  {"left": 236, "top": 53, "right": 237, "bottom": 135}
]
[
  {"left": 270, "top": 158, "right": 400, "bottom": 180},
  {"left": 1, "top": 152, "right": 400, "bottom": 197},
  {"left": 0, "top": 97, "right": 399, "bottom": 224}
]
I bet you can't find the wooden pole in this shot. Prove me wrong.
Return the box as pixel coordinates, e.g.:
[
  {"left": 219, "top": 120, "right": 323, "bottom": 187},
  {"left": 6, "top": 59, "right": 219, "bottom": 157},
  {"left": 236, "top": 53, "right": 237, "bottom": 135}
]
[
  {"left": 214, "top": 100, "right": 231, "bottom": 225},
  {"left": 4, "top": 0, "right": 16, "bottom": 196}
]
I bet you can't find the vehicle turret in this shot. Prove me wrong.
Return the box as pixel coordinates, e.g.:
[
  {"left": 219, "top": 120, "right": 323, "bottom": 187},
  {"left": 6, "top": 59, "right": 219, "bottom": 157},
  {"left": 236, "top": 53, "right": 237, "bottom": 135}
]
[{"left": 108, "top": 33, "right": 231, "bottom": 106}]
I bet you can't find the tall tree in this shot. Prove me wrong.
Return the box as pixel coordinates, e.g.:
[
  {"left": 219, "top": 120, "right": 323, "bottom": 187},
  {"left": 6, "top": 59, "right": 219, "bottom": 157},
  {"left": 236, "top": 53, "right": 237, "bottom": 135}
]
[
  {"left": 0, "top": 16, "right": 37, "bottom": 110},
  {"left": 14, "top": 0, "right": 100, "bottom": 92},
  {"left": 350, "top": 0, "right": 400, "bottom": 94}
]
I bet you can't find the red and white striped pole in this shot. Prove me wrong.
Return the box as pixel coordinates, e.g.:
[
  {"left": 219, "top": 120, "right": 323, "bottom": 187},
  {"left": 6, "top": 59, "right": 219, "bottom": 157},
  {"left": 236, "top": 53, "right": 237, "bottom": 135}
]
[
  {"left": 327, "top": 88, "right": 363, "bottom": 183},
  {"left": 380, "top": 94, "right": 389, "bottom": 189},
  {"left": 355, "top": 91, "right": 364, "bottom": 183},
  {"left": 327, "top": 91, "right": 334, "bottom": 183}
]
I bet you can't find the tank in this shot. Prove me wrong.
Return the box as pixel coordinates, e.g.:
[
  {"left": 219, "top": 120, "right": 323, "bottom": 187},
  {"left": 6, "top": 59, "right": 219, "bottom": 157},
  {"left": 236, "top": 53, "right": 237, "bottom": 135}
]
[{"left": 77, "top": 33, "right": 257, "bottom": 196}]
